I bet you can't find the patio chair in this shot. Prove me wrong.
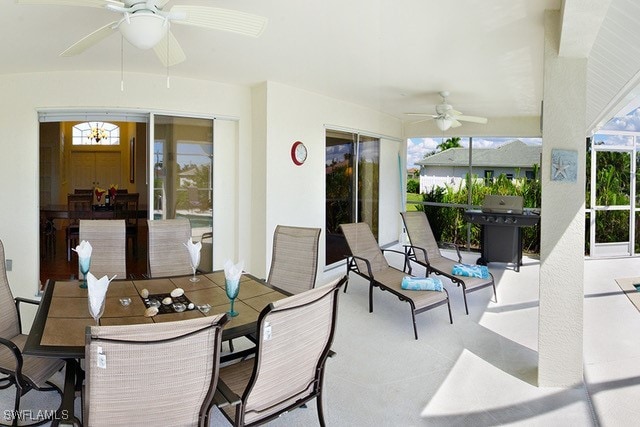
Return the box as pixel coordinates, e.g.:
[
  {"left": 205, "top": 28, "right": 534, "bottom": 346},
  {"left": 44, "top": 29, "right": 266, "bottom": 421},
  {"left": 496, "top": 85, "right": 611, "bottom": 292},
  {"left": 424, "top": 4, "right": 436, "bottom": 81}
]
[
  {"left": 114, "top": 192, "right": 139, "bottom": 256},
  {"left": 0, "top": 239, "right": 65, "bottom": 427},
  {"left": 400, "top": 211, "right": 496, "bottom": 315},
  {"left": 147, "top": 218, "right": 192, "bottom": 278},
  {"left": 213, "top": 277, "right": 346, "bottom": 426},
  {"left": 267, "top": 225, "right": 321, "bottom": 294},
  {"left": 84, "top": 314, "right": 228, "bottom": 427},
  {"left": 79, "top": 220, "right": 126, "bottom": 279},
  {"left": 340, "top": 222, "right": 452, "bottom": 339}
]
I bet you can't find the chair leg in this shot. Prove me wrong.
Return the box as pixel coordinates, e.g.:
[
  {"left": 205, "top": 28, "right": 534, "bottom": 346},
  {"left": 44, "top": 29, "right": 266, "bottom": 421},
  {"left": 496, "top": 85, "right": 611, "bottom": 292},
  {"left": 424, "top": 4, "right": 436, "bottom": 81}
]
[
  {"left": 463, "top": 286, "right": 469, "bottom": 315},
  {"left": 368, "top": 282, "right": 374, "bottom": 313},
  {"left": 316, "top": 394, "right": 326, "bottom": 427},
  {"left": 228, "top": 339, "right": 234, "bottom": 353},
  {"left": 411, "top": 309, "right": 418, "bottom": 340},
  {"left": 492, "top": 281, "right": 497, "bottom": 303}
]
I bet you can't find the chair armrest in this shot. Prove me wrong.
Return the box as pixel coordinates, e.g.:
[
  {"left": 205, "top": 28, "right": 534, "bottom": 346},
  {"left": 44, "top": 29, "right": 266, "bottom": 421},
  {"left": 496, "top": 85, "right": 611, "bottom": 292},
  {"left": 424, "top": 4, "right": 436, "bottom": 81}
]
[
  {"left": 403, "top": 244, "right": 429, "bottom": 262},
  {"left": 15, "top": 297, "right": 41, "bottom": 306},
  {"left": 214, "top": 378, "right": 242, "bottom": 409},
  {"left": 0, "top": 337, "right": 24, "bottom": 377},
  {"left": 441, "top": 242, "right": 462, "bottom": 262},
  {"left": 381, "top": 248, "right": 405, "bottom": 257},
  {"left": 14, "top": 297, "right": 41, "bottom": 335},
  {"left": 347, "top": 255, "right": 373, "bottom": 279}
]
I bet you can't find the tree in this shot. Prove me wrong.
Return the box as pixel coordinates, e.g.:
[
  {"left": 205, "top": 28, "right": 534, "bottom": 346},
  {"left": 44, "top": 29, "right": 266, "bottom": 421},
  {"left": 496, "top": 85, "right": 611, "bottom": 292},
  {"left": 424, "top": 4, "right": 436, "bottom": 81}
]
[{"left": 437, "top": 137, "right": 462, "bottom": 152}]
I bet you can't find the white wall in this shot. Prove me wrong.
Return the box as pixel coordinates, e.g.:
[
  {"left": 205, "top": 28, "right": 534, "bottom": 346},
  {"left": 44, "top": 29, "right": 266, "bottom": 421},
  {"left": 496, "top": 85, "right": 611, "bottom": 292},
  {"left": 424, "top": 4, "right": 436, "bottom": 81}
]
[
  {"left": 255, "top": 81, "right": 403, "bottom": 280},
  {"left": 0, "top": 71, "right": 252, "bottom": 330}
]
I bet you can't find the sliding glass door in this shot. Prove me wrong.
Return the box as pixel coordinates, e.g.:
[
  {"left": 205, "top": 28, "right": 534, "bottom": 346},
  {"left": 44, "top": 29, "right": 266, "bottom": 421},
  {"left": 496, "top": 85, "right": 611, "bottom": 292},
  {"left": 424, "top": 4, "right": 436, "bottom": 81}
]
[
  {"left": 325, "top": 129, "right": 379, "bottom": 265},
  {"left": 152, "top": 115, "right": 213, "bottom": 238}
]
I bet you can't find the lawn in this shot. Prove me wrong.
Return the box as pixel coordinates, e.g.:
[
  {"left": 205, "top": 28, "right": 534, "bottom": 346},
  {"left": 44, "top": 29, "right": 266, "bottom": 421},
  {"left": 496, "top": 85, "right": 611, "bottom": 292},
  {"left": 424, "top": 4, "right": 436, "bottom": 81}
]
[{"left": 406, "top": 192, "right": 422, "bottom": 211}]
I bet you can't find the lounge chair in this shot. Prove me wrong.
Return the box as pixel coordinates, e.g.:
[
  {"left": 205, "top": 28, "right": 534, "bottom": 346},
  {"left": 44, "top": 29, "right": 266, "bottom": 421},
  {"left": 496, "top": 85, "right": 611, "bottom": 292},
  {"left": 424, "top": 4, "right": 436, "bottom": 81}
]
[
  {"left": 400, "top": 211, "right": 496, "bottom": 315},
  {"left": 340, "top": 222, "right": 452, "bottom": 339}
]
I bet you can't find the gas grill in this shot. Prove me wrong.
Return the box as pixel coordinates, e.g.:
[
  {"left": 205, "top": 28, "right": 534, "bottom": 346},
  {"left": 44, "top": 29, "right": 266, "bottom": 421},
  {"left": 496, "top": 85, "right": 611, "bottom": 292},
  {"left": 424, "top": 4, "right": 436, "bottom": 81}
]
[{"left": 464, "top": 195, "right": 540, "bottom": 272}]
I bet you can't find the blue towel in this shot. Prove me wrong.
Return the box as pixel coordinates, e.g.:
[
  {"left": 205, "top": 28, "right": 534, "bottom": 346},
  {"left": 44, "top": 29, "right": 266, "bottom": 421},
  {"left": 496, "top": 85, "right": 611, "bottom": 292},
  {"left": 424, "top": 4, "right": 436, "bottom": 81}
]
[
  {"left": 452, "top": 263, "right": 490, "bottom": 279},
  {"left": 401, "top": 276, "right": 443, "bottom": 292}
]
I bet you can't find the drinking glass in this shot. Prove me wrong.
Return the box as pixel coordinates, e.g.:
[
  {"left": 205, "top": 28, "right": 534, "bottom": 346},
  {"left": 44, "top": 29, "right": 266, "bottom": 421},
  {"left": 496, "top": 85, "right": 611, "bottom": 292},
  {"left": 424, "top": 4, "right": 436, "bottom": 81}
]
[
  {"left": 225, "top": 279, "right": 239, "bottom": 317},
  {"left": 88, "top": 297, "right": 105, "bottom": 326},
  {"left": 79, "top": 256, "right": 91, "bottom": 289},
  {"left": 189, "top": 254, "right": 201, "bottom": 283}
]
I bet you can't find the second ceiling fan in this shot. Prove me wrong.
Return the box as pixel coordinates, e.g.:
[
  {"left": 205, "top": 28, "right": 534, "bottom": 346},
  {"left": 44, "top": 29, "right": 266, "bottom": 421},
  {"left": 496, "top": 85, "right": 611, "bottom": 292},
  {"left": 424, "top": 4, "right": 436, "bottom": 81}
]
[{"left": 407, "top": 91, "right": 488, "bottom": 131}]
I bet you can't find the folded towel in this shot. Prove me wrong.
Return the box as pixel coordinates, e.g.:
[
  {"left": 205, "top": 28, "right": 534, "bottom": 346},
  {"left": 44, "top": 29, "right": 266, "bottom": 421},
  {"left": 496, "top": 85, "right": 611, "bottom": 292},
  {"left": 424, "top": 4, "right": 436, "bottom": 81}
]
[
  {"left": 401, "top": 276, "right": 443, "bottom": 292},
  {"left": 452, "top": 263, "right": 490, "bottom": 279}
]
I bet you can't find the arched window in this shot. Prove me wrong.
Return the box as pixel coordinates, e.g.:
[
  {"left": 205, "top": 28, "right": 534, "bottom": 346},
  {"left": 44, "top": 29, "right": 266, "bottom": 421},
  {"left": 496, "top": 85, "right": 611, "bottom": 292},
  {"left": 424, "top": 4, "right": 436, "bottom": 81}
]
[{"left": 72, "top": 122, "right": 120, "bottom": 145}]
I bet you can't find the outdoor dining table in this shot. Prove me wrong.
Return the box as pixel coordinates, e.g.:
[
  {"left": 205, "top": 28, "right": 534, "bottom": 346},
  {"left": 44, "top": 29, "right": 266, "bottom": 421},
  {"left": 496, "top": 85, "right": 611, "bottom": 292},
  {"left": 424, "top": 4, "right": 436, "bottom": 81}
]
[{"left": 23, "top": 271, "right": 289, "bottom": 426}]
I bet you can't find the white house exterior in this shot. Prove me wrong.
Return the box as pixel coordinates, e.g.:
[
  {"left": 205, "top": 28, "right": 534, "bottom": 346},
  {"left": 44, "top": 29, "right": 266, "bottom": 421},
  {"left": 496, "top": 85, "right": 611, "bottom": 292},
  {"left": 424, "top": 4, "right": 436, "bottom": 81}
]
[{"left": 416, "top": 140, "right": 542, "bottom": 193}]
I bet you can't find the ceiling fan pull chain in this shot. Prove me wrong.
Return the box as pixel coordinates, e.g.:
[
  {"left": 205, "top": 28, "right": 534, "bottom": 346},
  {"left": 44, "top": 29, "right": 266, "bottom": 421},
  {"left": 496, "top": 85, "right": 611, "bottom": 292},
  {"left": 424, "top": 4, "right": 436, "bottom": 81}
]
[
  {"left": 120, "top": 35, "right": 124, "bottom": 92},
  {"left": 166, "top": 34, "right": 170, "bottom": 89}
]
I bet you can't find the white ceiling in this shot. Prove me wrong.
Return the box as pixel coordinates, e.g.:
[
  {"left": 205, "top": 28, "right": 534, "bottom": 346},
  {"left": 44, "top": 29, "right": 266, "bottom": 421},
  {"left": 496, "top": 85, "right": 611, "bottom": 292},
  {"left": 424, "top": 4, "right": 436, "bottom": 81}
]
[{"left": 3, "top": 0, "right": 638, "bottom": 133}]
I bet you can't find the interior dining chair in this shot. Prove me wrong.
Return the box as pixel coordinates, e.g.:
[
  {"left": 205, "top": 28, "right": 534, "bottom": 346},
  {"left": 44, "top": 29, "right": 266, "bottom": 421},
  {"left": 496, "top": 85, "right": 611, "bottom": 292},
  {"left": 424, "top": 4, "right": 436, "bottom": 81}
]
[
  {"left": 147, "top": 218, "right": 192, "bottom": 278},
  {"left": 400, "top": 211, "right": 496, "bottom": 315},
  {"left": 79, "top": 220, "right": 126, "bottom": 280},
  {"left": 267, "top": 225, "right": 321, "bottom": 294},
  {"left": 340, "top": 222, "right": 452, "bottom": 339},
  {"left": 84, "top": 314, "right": 228, "bottom": 427},
  {"left": 66, "top": 193, "right": 93, "bottom": 261},
  {"left": 114, "top": 193, "right": 139, "bottom": 256},
  {"left": 0, "top": 239, "right": 65, "bottom": 427},
  {"left": 213, "top": 276, "right": 346, "bottom": 427}
]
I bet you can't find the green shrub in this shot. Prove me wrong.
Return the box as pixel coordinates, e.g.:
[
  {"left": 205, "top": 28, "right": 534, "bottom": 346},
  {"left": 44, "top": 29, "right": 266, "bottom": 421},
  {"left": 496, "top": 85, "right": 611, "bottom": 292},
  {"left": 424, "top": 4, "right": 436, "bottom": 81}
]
[{"left": 407, "top": 179, "right": 420, "bottom": 194}]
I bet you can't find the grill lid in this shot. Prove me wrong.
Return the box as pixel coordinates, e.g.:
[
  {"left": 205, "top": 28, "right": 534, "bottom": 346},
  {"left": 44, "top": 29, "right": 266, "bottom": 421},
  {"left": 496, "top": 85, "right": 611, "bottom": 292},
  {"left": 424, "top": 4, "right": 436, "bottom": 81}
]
[{"left": 481, "top": 195, "right": 523, "bottom": 214}]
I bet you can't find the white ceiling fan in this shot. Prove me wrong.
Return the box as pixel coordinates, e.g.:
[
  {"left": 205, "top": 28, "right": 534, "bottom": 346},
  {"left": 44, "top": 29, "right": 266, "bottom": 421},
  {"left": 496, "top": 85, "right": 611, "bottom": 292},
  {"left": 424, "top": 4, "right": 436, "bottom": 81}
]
[
  {"left": 17, "top": 0, "right": 268, "bottom": 66},
  {"left": 406, "top": 91, "right": 488, "bottom": 131}
]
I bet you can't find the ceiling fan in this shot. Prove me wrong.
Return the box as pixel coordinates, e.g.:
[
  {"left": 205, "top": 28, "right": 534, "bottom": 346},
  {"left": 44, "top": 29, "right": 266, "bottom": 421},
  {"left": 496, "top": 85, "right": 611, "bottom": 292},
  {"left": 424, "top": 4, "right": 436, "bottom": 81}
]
[
  {"left": 406, "top": 91, "right": 488, "bottom": 131},
  {"left": 17, "top": 0, "right": 268, "bottom": 66}
]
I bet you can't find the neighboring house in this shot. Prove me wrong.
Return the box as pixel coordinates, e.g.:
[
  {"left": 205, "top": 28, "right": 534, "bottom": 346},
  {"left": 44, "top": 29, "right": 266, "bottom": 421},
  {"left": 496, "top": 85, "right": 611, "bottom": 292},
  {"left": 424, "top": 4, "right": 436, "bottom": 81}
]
[
  {"left": 179, "top": 167, "right": 198, "bottom": 188},
  {"left": 416, "top": 140, "right": 542, "bottom": 193}
]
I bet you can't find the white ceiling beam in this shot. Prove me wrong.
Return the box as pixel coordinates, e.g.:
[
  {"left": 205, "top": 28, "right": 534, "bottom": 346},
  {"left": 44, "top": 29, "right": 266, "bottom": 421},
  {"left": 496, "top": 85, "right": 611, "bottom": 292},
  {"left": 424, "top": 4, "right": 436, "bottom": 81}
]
[{"left": 559, "top": 0, "right": 613, "bottom": 58}]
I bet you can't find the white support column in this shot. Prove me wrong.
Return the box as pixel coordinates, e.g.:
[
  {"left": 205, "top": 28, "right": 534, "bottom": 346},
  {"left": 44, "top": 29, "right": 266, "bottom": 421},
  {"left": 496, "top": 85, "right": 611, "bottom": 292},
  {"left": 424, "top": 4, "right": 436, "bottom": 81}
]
[{"left": 538, "top": 10, "right": 587, "bottom": 387}]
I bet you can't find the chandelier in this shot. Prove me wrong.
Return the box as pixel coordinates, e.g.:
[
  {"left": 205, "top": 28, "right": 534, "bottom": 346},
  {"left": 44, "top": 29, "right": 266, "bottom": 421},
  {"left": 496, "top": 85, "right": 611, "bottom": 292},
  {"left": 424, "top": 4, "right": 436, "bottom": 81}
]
[{"left": 88, "top": 123, "right": 109, "bottom": 144}]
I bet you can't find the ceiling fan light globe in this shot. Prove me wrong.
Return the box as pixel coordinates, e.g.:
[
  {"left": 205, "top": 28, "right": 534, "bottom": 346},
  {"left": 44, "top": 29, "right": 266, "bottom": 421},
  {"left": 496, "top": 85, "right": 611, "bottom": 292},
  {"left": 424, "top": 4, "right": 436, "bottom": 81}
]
[
  {"left": 118, "top": 12, "right": 168, "bottom": 50},
  {"left": 435, "top": 117, "right": 452, "bottom": 131}
]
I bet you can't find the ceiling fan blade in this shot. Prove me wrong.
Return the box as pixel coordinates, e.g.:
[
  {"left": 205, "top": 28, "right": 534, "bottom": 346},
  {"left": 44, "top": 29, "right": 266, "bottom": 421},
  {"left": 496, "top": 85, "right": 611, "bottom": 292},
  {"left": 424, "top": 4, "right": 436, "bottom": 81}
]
[
  {"left": 450, "top": 119, "right": 463, "bottom": 128},
  {"left": 456, "top": 115, "right": 488, "bottom": 124},
  {"left": 410, "top": 117, "right": 436, "bottom": 125},
  {"left": 406, "top": 113, "right": 437, "bottom": 117},
  {"left": 60, "top": 21, "right": 118, "bottom": 57},
  {"left": 153, "top": 31, "right": 186, "bottom": 67},
  {"left": 17, "top": 0, "right": 120, "bottom": 7},
  {"left": 170, "top": 6, "right": 268, "bottom": 37}
]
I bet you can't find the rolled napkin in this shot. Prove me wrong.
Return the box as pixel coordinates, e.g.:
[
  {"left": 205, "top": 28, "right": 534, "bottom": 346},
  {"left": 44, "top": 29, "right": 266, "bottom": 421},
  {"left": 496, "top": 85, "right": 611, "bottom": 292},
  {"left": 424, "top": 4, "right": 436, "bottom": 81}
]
[
  {"left": 452, "top": 263, "right": 490, "bottom": 279},
  {"left": 401, "top": 276, "right": 443, "bottom": 291},
  {"left": 224, "top": 259, "right": 244, "bottom": 295},
  {"left": 87, "top": 272, "right": 116, "bottom": 318},
  {"left": 72, "top": 240, "right": 92, "bottom": 258},
  {"left": 183, "top": 239, "right": 202, "bottom": 268}
]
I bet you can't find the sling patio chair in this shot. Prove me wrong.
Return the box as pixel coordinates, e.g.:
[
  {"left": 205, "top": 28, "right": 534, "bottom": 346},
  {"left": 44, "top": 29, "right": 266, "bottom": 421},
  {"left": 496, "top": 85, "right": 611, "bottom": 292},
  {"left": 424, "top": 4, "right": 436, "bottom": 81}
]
[
  {"left": 147, "top": 218, "right": 193, "bottom": 278},
  {"left": 266, "top": 225, "right": 321, "bottom": 295},
  {"left": 400, "top": 211, "right": 496, "bottom": 315},
  {"left": 213, "top": 277, "right": 346, "bottom": 426},
  {"left": 0, "top": 239, "right": 65, "bottom": 427},
  {"left": 340, "top": 222, "right": 452, "bottom": 340},
  {"left": 84, "top": 314, "right": 228, "bottom": 427},
  {"left": 79, "top": 220, "right": 127, "bottom": 280}
]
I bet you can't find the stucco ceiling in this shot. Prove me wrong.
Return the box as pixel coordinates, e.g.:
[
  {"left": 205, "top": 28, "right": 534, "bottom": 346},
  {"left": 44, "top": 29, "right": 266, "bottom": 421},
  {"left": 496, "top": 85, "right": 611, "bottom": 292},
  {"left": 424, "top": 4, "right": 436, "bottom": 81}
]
[{"left": 2, "top": 0, "right": 636, "bottom": 134}]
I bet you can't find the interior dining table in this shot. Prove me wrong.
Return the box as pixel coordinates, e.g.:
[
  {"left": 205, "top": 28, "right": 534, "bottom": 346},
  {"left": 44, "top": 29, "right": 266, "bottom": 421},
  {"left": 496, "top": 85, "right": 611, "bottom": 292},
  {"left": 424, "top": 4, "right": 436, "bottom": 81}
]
[{"left": 23, "top": 271, "right": 289, "bottom": 426}]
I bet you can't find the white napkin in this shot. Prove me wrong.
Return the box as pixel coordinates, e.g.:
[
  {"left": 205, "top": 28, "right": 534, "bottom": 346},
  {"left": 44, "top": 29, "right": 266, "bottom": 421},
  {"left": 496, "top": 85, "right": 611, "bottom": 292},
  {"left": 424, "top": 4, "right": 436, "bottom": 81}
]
[
  {"left": 87, "top": 272, "right": 116, "bottom": 318},
  {"left": 72, "top": 240, "right": 92, "bottom": 258},
  {"left": 224, "top": 259, "right": 244, "bottom": 294},
  {"left": 184, "top": 239, "right": 202, "bottom": 268}
]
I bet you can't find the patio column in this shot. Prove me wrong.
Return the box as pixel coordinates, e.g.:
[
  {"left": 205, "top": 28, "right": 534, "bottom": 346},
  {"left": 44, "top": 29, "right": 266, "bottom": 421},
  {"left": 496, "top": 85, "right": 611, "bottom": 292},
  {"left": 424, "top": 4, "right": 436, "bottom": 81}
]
[{"left": 538, "top": 10, "right": 587, "bottom": 387}]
